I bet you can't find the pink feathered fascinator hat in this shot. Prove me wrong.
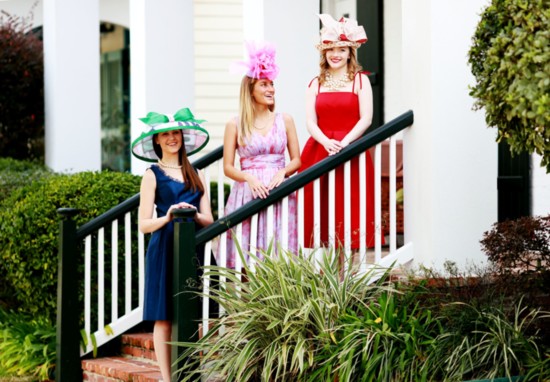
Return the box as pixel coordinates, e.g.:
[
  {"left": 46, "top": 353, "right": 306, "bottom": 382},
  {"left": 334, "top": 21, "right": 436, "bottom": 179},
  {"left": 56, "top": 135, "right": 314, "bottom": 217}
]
[
  {"left": 231, "top": 40, "right": 280, "bottom": 81},
  {"left": 316, "top": 13, "right": 368, "bottom": 51}
]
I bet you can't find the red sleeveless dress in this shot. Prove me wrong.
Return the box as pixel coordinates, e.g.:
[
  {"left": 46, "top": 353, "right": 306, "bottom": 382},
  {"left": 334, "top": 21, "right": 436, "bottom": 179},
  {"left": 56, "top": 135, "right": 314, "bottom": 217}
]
[{"left": 300, "top": 73, "right": 383, "bottom": 249}]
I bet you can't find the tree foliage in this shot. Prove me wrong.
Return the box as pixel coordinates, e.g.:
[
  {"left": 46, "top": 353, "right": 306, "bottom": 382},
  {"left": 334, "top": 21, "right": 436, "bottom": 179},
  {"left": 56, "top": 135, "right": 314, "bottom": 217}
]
[
  {"left": 0, "top": 10, "right": 44, "bottom": 160},
  {"left": 468, "top": 0, "right": 550, "bottom": 171}
]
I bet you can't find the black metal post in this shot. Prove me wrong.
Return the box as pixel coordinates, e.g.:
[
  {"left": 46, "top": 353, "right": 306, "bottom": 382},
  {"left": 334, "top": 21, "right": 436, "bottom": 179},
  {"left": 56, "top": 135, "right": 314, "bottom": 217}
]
[
  {"left": 56, "top": 208, "right": 81, "bottom": 382},
  {"left": 171, "top": 208, "right": 199, "bottom": 381}
]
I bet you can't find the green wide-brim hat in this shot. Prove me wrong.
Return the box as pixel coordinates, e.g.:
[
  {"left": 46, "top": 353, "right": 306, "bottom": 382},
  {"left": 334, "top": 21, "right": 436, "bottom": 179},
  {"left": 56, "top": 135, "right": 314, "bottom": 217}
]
[{"left": 131, "top": 107, "right": 209, "bottom": 162}]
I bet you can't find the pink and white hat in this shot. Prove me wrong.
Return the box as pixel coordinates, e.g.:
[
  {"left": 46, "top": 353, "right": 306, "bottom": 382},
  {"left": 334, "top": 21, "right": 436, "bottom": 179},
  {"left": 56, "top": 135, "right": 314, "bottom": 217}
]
[{"left": 316, "top": 14, "right": 368, "bottom": 51}]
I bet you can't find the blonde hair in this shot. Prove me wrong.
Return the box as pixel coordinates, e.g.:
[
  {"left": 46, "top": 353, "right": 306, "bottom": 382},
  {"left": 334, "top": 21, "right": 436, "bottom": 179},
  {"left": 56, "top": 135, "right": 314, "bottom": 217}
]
[
  {"left": 237, "top": 76, "right": 275, "bottom": 146},
  {"left": 318, "top": 47, "right": 362, "bottom": 86}
]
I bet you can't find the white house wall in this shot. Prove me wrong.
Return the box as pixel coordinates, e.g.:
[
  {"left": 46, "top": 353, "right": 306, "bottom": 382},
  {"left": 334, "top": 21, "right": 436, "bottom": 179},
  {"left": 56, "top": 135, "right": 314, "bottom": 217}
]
[
  {"left": 194, "top": 0, "right": 243, "bottom": 152},
  {"left": 261, "top": 1, "right": 320, "bottom": 151},
  {"left": 401, "top": 0, "right": 498, "bottom": 271},
  {"left": 100, "top": 0, "right": 129, "bottom": 28},
  {"left": 383, "top": 0, "right": 403, "bottom": 122},
  {"left": 43, "top": 0, "right": 102, "bottom": 172}
]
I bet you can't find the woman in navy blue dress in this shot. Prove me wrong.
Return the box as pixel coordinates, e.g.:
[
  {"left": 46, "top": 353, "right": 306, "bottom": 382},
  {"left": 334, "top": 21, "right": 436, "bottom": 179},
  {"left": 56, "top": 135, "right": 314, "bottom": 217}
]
[{"left": 132, "top": 107, "right": 213, "bottom": 381}]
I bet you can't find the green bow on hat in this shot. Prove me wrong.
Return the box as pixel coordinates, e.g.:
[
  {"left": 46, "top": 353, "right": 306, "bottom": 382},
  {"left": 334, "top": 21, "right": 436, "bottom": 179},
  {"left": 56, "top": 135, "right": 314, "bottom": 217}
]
[
  {"left": 139, "top": 107, "right": 206, "bottom": 126},
  {"left": 132, "top": 106, "right": 209, "bottom": 162}
]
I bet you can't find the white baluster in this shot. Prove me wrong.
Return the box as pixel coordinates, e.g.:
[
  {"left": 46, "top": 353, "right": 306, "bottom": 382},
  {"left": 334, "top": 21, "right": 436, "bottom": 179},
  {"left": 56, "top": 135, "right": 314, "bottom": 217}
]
[
  {"left": 328, "top": 170, "right": 335, "bottom": 250},
  {"left": 138, "top": 225, "right": 145, "bottom": 308},
  {"left": 202, "top": 240, "right": 212, "bottom": 338},
  {"left": 125, "top": 213, "right": 132, "bottom": 314},
  {"left": 359, "top": 152, "right": 367, "bottom": 273},
  {"left": 344, "top": 161, "right": 351, "bottom": 270},
  {"left": 98, "top": 228, "right": 105, "bottom": 331},
  {"left": 281, "top": 196, "right": 289, "bottom": 253},
  {"left": 84, "top": 235, "right": 91, "bottom": 353},
  {"left": 297, "top": 187, "right": 304, "bottom": 250},
  {"left": 111, "top": 219, "right": 118, "bottom": 321},
  {"left": 390, "top": 137, "right": 397, "bottom": 254},
  {"left": 249, "top": 214, "right": 258, "bottom": 272},
  {"left": 374, "top": 144, "right": 382, "bottom": 263},
  {"left": 313, "top": 178, "right": 321, "bottom": 248}
]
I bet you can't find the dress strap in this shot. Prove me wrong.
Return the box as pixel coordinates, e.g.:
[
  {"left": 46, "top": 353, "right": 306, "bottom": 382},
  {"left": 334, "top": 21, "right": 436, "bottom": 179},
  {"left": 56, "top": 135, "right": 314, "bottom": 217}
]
[
  {"left": 308, "top": 76, "right": 320, "bottom": 93},
  {"left": 352, "top": 72, "right": 363, "bottom": 93},
  {"left": 352, "top": 71, "right": 371, "bottom": 92}
]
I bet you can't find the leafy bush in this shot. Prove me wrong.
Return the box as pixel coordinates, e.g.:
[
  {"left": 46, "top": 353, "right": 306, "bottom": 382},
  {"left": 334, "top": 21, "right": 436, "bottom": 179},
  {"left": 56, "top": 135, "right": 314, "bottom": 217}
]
[
  {"left": 0, "top": 170, "right": 141, "bottom": 322},
  {"left": 468, "top": 0, "right": 550, "bottom": 171},
  {"left": 0, "top": 10, "right": 45, "bottom": 161},
  {"left": 0, "top": 307, "right": 56, "bottom": 381},
  {"left": 480, "top": 214, "right": 550, "bottom": 274},
  {"left": 0, "top": 157, "right": 51, "bottom": 204}
]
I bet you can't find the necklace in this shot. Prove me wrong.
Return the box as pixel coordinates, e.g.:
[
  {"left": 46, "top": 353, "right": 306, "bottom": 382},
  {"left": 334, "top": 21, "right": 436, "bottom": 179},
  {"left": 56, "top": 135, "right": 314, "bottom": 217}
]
[
  {"left": 253, "top": 114, "right": 273, "bottom": 130},
  {"left": 158, "top": 160, "right": 182, "bottom": 169},
  {"left": 324, "top": 71, "right": 351, "bottom": 91}
]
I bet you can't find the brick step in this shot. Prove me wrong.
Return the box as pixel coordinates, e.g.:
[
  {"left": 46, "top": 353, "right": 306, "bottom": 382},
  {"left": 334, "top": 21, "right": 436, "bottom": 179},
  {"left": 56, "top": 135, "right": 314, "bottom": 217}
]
[
  {"left": 82, "top": 333, "right": 161, "bottom": 382},
  {"left": 82, "top": 356, "right": 162, "bottom": 382},
  {"left": 121, "top": 333, "right": 157, "bottom": 362}
]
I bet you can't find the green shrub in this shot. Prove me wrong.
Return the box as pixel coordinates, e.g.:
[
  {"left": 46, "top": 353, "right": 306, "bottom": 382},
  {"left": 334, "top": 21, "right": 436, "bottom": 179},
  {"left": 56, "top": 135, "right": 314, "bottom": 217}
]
[
  {"left": 0, "top": 307, "right": 56, "bottom": 381},
  {"left": 175, "top": 247, "right": 421, "bottom": 382},
  {"left": 468, "top": 0, "right": 550, "bottom": 171},
  {"left": 176, "top": 248, "right": 550, "bottom": 381},
  {"left": 312, "top": 285, "right": 443, "bottom": 382},
  {"left": 438, "top": 301, "right": 548, "bottom": 381},
  {"left": 0, "top": 157, "right": 51, "bottom": 204},
  {"left": 0, "top": 170, "right": 141, "bottom": 322},
  {"left": 0, "top": 10, "right": 45, "bottom": 161}
]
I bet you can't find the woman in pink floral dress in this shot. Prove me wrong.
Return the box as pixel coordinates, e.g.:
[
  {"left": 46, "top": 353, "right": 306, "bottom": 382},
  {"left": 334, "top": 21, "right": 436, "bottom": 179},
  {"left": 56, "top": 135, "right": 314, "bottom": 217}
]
[{"left": 221, "top": 41, "right": 301, "bottom": 269}]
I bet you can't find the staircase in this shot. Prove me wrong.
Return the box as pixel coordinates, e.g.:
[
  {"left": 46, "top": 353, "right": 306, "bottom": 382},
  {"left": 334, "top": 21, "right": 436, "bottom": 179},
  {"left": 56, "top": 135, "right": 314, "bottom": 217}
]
[
  {"left": 55, "top": 111, "right": 414, "bottom": 381},
  {"left": 82, "top": 333, "right": 162, "bottom": 381}
]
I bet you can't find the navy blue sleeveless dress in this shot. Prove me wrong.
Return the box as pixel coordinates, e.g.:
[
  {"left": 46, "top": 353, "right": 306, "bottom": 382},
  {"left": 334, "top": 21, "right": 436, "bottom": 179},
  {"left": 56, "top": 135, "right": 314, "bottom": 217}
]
[{"left": 143, "top": 165, "right": 202, "bottom": 321}]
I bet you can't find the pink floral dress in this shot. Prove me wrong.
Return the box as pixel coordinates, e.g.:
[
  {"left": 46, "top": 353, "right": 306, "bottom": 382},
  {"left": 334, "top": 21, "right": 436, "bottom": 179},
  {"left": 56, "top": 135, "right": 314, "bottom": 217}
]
[{"left": 221, "top": 113, "right": 297, "bottom": 268}]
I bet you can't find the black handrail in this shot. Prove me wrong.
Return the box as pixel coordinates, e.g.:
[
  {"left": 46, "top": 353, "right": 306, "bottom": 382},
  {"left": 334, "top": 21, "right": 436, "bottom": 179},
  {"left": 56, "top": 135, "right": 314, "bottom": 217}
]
[
  {"left": 195, "top": 110, "right": 413, "bottom": 246},
  {"left": 74, "top": 110, "right": 413, "bottom": 245},
  {"left": 75, "top": 146, "right": 224, "bottom": 240}
]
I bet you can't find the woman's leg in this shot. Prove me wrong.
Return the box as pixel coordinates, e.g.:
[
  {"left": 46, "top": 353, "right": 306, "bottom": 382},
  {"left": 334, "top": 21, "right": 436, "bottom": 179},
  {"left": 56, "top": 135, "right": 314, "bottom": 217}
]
[{"left": 154, "top": 320, "right": 172, "bottom": 381}]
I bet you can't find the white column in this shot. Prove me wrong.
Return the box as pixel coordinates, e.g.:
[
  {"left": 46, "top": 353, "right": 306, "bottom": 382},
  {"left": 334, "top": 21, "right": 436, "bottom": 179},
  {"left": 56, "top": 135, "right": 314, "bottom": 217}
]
[
  {"left": 242, "top": 0, "right": 320, "bottom": 149},
  {"left": 43, "top": 0, "right": 101, "bottom": 172},
  {"left": 129, "top": 0, "right": 194, "bottom": 175},
  {"left": 401, "top": 0, "right": 497, "bottom": 271},
  {"left": 532, "top": 153, "right": 550, "bottom": 216}
]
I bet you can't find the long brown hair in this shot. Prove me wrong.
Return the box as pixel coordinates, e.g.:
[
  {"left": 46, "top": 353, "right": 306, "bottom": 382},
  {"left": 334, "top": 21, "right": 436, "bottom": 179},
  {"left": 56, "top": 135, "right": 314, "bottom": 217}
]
[
  {"left": 152, "top": 131, "right": 204, "bottom": 194},
  {"left": 238, "top": 76, "right": 275, "bottom": 146},
  {"left": 318, "top": 47, "right": 362, "bottom": 86}
]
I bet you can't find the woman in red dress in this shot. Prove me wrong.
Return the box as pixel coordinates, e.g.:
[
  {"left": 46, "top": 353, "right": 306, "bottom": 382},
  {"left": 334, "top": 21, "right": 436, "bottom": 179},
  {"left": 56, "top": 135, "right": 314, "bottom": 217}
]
[{"left": 301, "top": 14, "right": 383, "bottom": 250}]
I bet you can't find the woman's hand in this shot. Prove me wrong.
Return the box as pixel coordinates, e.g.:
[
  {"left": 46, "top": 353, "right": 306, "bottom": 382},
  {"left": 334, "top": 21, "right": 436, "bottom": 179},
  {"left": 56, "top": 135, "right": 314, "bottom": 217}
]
[
  {"left": 339, "top": 137, "right": 351, "bottom": 149},
  {"left": 167, "top": 202, "right": 197, "bottom": 221},
  {"left": 245, "top": 174, "right": 269, "bottom": 199},
  {"left": 323, "top": 138, "right": 344, "bottom": 156},
  {"left": 268, "top": 169, "right": 286, "bottom": 190}
]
